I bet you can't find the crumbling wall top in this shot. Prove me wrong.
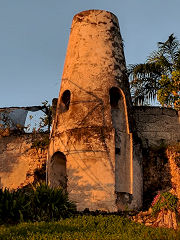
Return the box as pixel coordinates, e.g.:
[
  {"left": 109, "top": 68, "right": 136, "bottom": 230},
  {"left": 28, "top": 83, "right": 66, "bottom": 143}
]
[{"left": 0, "top": 105, "right": 47, "bottom": 131}]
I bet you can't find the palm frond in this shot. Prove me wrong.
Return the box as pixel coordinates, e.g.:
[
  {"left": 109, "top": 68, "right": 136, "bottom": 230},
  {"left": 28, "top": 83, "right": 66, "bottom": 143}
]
[
  {"left": 129, "top": 62, "right": 161, "bottom": 105},
  {"left": 174, "top": 50, "right": 180, "bottom": 70},
  {"left": 148, "top": 49, "right": 173, "bottom": 73},
  {"left": 128, "top": 34, "right": 180, "bottom": 107},
  {"left": 158, "top": 34, "right": 180, "bottom": 65},
  {"left": 158, "top": 34, "right": 179, "bottom": 53}
]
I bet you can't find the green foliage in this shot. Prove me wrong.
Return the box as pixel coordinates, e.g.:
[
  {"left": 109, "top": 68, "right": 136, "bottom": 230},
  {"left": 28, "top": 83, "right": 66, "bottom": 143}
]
[
  {"left": 167, "top": 142, "right": 180, "bottom": 167},
  {"left": 158, "top": 71, "right": 180, "bottom": 109},
  {"left": 0, "top": 215, "right": 179, "bottom": 240},
  {"left": 0, "top": 183, "right": 76, "bottom": 224},
  {"left": 31, "top": 134, "right": 49, "bottom": 149},
  {"left": 29, "top": 183, "right": 76, "bottom": 221},
  {"left": 0, "top": 112, "right": 24, "bottom": 136},
  {"left": 33, "top": 163, "right": 46, "bottom": 183},
  {"left": 39, "top": 100, "right": 52, "bottom": 133},
  {"left": 0, "top": 188, "right": 30, "bottom": 224},
  {"left": 152, "top": 192, "right": 178, "bottom": 216},
  {"left": 129, "top": 34, "right": 180, "bottom": 110},
  {"left": 0, "top": 112, "right": 11, "bottom": 129}
]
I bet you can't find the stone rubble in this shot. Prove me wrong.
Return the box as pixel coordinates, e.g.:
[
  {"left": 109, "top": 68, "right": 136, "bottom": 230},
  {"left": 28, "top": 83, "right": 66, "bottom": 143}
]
[{"left": 131, "top": 207, "right": 178, "bottom": 229}]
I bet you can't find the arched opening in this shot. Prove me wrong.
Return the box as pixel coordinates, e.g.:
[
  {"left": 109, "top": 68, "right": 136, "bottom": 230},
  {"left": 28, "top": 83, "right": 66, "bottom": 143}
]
[
  {"left": 109, "top": 87, "right": 127, "bottom": 133},
  {"left": 109, "top": 87, "right": 133, "bottom": 209},
  {"left": 60, "top": 90, "right": 71, "bottom": 113},
  {"left": 109, "top": 87, "right": 121, "bottom": 109},
  {"left": 50, "top": 151, "right": 67, "bottom": 189}
]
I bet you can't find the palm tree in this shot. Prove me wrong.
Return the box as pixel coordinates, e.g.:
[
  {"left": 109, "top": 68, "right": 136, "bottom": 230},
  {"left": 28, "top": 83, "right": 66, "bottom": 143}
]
[{"left": 128, "top": 34, "right": 180, "bottom": 109}]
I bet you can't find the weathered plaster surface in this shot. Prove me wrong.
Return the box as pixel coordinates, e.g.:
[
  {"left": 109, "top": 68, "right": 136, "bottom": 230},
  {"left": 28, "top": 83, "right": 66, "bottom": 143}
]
[
  {"left": 0, "top": 134, "right": 47, "bottom": 189},
  {"left": 48, "top": 10, "right": 141, "bottom": 211}
]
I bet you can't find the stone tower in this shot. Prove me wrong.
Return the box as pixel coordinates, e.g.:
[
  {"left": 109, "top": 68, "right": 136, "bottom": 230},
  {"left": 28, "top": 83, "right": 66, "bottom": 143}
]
[{"left": 48, "top": 10, "right": 142, "bottom": 211}]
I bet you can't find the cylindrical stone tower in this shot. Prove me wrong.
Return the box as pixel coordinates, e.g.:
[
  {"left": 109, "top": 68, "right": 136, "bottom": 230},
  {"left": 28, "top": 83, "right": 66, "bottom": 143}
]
[{"left": 48, "top": 10, "right": 142, "bottom": 211}]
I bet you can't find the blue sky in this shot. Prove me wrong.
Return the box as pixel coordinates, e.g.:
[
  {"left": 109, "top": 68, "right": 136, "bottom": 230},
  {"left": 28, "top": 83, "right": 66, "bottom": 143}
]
[{"left": 1, "top": 0, "right": 180, "bottom": 107}]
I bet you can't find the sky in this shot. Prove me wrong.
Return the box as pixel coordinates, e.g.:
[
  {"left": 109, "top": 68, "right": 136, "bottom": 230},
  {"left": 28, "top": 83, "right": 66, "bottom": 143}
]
[{"left": 1, "top": 0, "right": 180, "bottom": 108}]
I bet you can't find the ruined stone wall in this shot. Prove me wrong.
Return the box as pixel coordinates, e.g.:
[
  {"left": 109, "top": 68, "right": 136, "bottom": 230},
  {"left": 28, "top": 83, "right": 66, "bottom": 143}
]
[
  {"left": 133, "top": 106, "right": 180, "bottom": 148},
  {"left": 141, "top": 147, "right": 172, "bottom": 208},
  {"left": 0, "top": 133, "right": 48, "bottom": 189},
  {"left": 133, "top": 106, "right": 180, "bottom": 208}
]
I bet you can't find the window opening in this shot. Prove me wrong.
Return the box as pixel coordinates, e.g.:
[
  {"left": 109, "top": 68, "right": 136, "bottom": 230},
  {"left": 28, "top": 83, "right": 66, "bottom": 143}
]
[
  {"left": 60, "top": 90, "right": 71, "bottom": 112},
  {"left": 109, "top": 87, "right": 121, "bottom": 109}
]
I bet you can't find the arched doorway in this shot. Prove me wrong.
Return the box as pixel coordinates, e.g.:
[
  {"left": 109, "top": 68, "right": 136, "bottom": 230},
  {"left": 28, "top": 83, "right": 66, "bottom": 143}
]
[
  {"left": 49, "top": 151, "right": 67, "bottom": 189},
  {"left": 109, "top": 87, "right": 133, "bottom": 208}
]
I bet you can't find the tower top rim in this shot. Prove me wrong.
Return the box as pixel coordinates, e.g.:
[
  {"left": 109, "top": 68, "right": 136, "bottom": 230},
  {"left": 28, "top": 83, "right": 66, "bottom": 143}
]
[{"left": 73, "top": 9, "right": 118, "bottom": 20}]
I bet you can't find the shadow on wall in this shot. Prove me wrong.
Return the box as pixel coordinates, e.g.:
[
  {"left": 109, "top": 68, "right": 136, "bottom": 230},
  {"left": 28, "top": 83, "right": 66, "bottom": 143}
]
[
  {"left": 67, "top": 167, "right": 115, "bottom": 211},
  {"left": 49, "top": 79, "right": 134, "bottom": 211},
  {"left": 0, "top": 150, "right": 20, "bottom": 189},
  {"left": 48, "top": 151, "right": 115, "bottom": 211}
]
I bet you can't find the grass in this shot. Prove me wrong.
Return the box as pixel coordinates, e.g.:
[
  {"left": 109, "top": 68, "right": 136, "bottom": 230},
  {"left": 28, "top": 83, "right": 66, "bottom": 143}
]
[{"left": 0, "top": 215, "right": 179, "bottom": 240}]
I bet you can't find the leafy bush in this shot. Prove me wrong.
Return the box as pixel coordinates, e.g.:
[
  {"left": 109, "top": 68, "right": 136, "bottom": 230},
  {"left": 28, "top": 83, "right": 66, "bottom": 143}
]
[
  {"left": 0, "top": 188, "right": 30, "bottom": 224},
  {"left": 0, "top": 183, "right": 76, "bottom": 224},
  {"left": 28, "top": 183, "right": 76, "bottom": 221},
  {"left": 151, "top": 192, "right": 178, "bottom": 215}
]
